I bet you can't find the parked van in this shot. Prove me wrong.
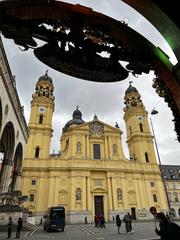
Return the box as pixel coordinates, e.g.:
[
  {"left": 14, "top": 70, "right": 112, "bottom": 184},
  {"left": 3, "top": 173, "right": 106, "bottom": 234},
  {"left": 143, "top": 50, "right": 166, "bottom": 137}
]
[{"left": 44, "top": 206, "right": 65, "bottom": 232}]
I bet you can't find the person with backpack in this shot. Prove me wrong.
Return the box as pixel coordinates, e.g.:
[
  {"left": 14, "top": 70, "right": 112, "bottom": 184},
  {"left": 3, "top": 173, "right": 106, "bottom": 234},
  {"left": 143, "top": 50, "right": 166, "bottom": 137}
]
[
  {"left": 123, "top": 213, "right": 132, "bottom": 233},
  {"left": 155, "top": 212, "right": 180, "bottom": 240}
]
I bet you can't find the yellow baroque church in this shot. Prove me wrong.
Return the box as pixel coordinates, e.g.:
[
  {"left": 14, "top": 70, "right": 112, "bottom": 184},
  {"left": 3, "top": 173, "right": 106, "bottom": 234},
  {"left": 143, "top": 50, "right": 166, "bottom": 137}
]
[{"left": 21, "top": 73, "right": 168, "bottom": 223}]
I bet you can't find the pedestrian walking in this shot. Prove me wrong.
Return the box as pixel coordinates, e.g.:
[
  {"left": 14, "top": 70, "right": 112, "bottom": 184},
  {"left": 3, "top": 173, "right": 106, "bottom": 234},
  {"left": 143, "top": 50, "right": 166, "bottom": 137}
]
[
  {"left": 116, "top": 214, "right": 122, "bottom": 233},
  {"left": 7, "top": 217, "right": 13, "bottom": 239},
  {"left": 100, "top": 215, "right": 105, "bottom": 228},
  {"left": 84, "top": 216, "right": 88, "bottom": 224},
  {"left": 123, "top": 212, "right": 132, "bottom": 233},
  {"left": 155, "top": 212, "right": 180, "bottom": 240},
  {"left": 15, "top": 217, "right": 23, "bottom": 238}
]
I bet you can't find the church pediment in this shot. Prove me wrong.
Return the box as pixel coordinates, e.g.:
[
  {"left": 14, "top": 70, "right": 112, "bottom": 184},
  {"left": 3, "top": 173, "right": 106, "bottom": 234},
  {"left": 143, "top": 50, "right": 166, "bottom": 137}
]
[{"left": 91, "top": 186, "right": 107, "bottom": 193}]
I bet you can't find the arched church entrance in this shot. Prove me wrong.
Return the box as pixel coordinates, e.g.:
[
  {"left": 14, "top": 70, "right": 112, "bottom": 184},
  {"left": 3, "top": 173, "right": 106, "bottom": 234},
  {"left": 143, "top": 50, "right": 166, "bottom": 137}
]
[{"left": 0, "top": 121, "right": 15, "bottom": 193}]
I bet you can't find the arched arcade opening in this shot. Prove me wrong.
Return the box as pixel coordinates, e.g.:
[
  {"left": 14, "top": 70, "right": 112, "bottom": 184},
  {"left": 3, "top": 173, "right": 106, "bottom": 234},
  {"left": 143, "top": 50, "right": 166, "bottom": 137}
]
[{"left": 0, "top": 121, "right": 15, "bottom": 193}]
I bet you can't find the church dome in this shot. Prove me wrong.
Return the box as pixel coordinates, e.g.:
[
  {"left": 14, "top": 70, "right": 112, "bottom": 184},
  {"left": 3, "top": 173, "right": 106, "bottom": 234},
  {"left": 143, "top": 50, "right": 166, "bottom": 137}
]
[
  {"left": 63, "top": 106, "right": 85, "bottom": 132},
  {"left": 73, "top": 107, "right": 82, "bottom": 119},
  {"left": 125, "top": 84, "right": 138, "bottom": 95},
  {"left": 38, "top": 71, "right": 52, "bottom": 83}
]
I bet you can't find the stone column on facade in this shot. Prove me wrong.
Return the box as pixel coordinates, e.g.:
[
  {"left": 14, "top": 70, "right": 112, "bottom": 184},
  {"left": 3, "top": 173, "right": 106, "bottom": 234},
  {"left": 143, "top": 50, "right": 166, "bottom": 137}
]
[
  {"left": 82, "top": 135, "right": 85, "bottom": 158},
  {"left": 104, "top": 136, "right": 108, "bottom": 159},
  {"left": 121, "top": 177, "right": 129, "bottom": 210},
  {"left": 13, "top": 170, "right": 22, "bottom": 191},
  {"left": 48, "top": 175, "right": 56, "bottom": 207},
  {"left": 107, "top": 177, "right": 113, "bottom": 211},
  {"left": 156, "top": 178, "right": 167, "bottom": 210},
  {"left": 86, "top": 176, "right": 91, "bottom": 211},
  {"left": 108, "top": 137, "right": 112, "bottom": 159},
  {"left": 111, "top": 178, "right": 117, "bottom": 210},
  {"left": 86, "top": 135, "right": 90, "bottom": 159},
  {"left": 69, "top": 176, "right": 75, "bottom": 210},
  {"left": 134, "top": 177, "right": 142, "bottom": 210},
  {"left": 82, "top": 177, "right": 86, "bottom": 210},
  {"left": 72, "top": 134, "right": 75, "bottom": 157},
  {"left": 144, "top": 177, "right": 152, "bottom": 207},
  {"left": 136, "top": 178, "right": 143, "bottom": 209},
  {"left": 0, "top": 161, "right": 13, "bottom": 193}
]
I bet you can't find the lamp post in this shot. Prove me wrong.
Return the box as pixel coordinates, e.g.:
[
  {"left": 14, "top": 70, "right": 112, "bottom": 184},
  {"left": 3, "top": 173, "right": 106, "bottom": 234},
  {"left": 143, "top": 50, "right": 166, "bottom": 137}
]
[{"left": 150, "top": 115, "right": 171, "bottom": 211}]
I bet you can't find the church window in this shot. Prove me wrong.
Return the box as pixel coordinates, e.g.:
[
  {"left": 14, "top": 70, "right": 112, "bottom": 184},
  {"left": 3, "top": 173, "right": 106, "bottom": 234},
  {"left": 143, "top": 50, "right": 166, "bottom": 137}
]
[
  {"left": 173, "top": 192, "right": 179, "bottom": 202},
  {"left": 117, "top": 188, "right": 123, "bottom": 201},
  {"left": 75, "top": 188, "right": 81, "bottom": 201},
  {"left": 77, "top": 142, "right": 81, "bottom": 153},
  {"left": 139, "top": 123, "right": 143, "bottom": 132},
  {"left": 29, "top": 194, "right": 34, "bottom": 202},
  {"left": 150, "top": 182, "right": 155, "bottom": 187},
  {"left": 35, "top": 147, "right": 40, "bottom": 158},
  {"left": 145, "top": 152, "right": 149, "bottom": 162},
  {"left": 129, "top": 126, "right": 132, "bottom": 134},
  {"left": 152, "top": 194, "right": 157, "bottom": 202},
  {"left": 93, "top": 144, "right": 101, "bottom": 159},
  {"left": 31, "top": 179, "right": 36, "bottom": 185},
  {"left": 39, "top": 115, "right": 43, "bottom": 124}
]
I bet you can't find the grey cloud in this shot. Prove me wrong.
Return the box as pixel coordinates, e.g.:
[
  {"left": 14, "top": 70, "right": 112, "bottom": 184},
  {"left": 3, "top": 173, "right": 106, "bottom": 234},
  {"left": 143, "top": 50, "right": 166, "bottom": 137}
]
[{"left": 1, "top": 0, "right": 179, "bottom": 164}]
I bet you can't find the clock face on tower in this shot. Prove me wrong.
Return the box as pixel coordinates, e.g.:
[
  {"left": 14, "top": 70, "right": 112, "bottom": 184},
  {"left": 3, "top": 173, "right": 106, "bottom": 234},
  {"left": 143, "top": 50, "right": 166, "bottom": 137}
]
[
  {"left": 137, "top": 115, "right": 144, "bottom": 121},
  {"left": 90, "top": 122, "right": 103, "bottom": 135},
  {"left": 39, "top": 106, "right": 46, "bottom": 113}
]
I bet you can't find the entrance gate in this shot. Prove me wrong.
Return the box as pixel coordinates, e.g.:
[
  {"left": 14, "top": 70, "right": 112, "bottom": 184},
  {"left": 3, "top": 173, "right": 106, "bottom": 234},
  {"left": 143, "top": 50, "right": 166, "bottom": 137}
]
[{"left": 94, "top": 196, "right": 104, "bottom": 216}]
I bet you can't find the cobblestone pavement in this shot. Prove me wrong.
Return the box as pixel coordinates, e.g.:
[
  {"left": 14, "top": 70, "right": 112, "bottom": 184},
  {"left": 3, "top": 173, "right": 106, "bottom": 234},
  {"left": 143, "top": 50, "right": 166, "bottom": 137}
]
[{"left": 1, "top": 221, "right": 177, "bottom": 240}]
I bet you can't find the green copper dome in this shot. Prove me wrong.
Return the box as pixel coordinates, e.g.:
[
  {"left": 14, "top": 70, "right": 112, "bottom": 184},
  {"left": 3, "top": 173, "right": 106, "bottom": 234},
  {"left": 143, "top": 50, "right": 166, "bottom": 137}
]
[
  {"left": 125, "top": 84, "right": 138, "bottom": 95},
  {"left": 39, "top": 71, "right": 52, "bottom": 83}
]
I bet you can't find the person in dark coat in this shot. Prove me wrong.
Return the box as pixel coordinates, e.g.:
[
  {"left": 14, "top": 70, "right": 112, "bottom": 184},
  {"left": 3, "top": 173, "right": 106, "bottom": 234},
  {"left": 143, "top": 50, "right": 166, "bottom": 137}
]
[
  {"left": 7, "top": 217, "right": 13, "bottom": 239},
  {"left": 123, "top": 213, "right": 132, "bottom": 233},
  {"left": 15, "top": 217, "right": 23, "bottom": 238},
  {"left": 100, "top": 215, "right": 105, "bottom": 228},
  {"left": 155, "top": 212, "right": 180, "bottom": 240},
  {"left": 116, "top": 214, "right": 122, "bottom": 233}
]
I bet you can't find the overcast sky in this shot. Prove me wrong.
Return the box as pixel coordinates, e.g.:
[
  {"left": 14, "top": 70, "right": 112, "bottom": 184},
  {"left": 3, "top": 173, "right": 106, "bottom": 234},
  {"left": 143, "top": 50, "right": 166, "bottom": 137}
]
[{"left": 2, "top": 0, "right": 180, "bottom": 165}]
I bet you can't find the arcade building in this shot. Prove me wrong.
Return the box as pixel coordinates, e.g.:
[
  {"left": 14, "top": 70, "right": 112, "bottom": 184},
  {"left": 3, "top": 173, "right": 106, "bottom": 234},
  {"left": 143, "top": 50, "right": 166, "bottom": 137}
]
[{"left": 21, "top": 73, "right": 168, "bottom": 223}]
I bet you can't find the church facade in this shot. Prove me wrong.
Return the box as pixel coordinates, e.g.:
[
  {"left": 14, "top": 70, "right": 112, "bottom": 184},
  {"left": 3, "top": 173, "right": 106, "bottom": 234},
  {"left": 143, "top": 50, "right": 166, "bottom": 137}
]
[{"left": 21, "top": 73, "right": 168, "bottom": 223}]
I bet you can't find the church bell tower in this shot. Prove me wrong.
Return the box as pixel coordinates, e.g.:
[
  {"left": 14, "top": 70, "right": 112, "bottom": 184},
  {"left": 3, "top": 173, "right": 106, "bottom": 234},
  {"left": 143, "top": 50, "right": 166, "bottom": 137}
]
[
  {"left": 25, "top": 72, "right": 55, "bottom": 159},
  {"left": 123, "top": 83, "right": 157, "bottom": 164}
]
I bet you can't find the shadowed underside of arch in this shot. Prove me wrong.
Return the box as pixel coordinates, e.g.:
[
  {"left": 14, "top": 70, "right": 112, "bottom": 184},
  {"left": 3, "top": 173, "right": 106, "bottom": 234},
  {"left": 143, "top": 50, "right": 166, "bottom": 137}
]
[
  {"left": 0, "top": 99, "right": 2, "bottom": 132},
  {"left": 11, "top": 142, "right": 23, "bottom": 191}
]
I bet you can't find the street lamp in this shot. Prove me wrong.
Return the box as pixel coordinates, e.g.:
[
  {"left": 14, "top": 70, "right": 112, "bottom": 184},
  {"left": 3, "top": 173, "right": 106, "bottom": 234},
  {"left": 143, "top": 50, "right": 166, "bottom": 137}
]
[{"left": 150, "top": 112, "right": 171, "bottom": 211}]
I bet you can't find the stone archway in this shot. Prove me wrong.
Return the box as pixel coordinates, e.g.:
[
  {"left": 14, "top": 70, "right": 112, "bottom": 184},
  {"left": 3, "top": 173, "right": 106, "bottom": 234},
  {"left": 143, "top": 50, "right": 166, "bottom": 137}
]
[
  {"left": 0, "top": 98, "right": 2, "bottom": 179},
  {"left": 11, "top": 142, "right": 23, "bottom": 192},
  {"left": 0, "top": 98, "right": 2, "bottom": 133},
  {"left": 0, "top": 121, "right": 15, "bottom": 193}
]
